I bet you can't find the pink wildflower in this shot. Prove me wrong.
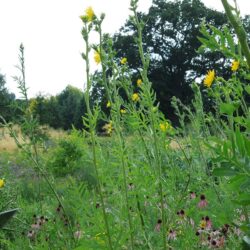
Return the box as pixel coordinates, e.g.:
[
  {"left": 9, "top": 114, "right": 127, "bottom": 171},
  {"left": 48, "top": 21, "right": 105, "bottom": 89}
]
[
  {"left": 205, "top": 216, "right": 212, "bottom": 230},
  {"left": 177, "top": 209, "right": 185, "bottom": 218},
  {"left": 234, "top": 227, "right": 241, "bottom": 236},
  {"left": 190, "top": 191, "right": 196, "bottom": 199},
  {"left": 154, "top": 219, "right": 162, "bottom": 232},
  {"left": 74, "top": 230, "right": 83, "bottom": 239},
  {"left": 198, "top": 194, "right": 208, "bottom": 208},
  {"left": 189, "top": 218, "right": 195, "bottom": 227},
  {"left": 217, "top": 236, "right": 225, "bottom": 248},
  {"left": 31, "top": 223, "right": 40, "bottom": 230},
  {"left": 128, "top": 182, "right": 135, "bottom": 190},
  {"left": 221, "top": 224, "right": 230, "bottom": 236},
  {"left": 240, "top": 214, "right": 246, "bottom": 221},
  {"left": 27, "top": 230, "right": 35, "bottom": 239},
  {"left": 168, "top": 230, "right": 177, "bottom": 240}
]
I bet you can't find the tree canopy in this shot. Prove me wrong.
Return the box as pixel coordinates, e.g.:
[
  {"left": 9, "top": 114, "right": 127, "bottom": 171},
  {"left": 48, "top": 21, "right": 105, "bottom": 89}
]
[
  {"left": 0, "top": 73, "right": 15, "bottom": 122},
  {"left": 109, "top": 0, "right": 233, "bottom": 122}
]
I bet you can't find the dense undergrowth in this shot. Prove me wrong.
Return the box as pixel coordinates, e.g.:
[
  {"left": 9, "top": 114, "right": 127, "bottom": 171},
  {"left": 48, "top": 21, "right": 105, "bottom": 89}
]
[{"left": 0, "top": 0, "right": 249, "bottom": 249}]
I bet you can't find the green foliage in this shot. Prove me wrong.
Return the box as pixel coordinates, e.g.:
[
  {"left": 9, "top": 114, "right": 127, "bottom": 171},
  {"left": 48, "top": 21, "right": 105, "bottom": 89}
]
[
  {"left": 46, "top": 130, "right": 96, "bottom": 187},
  {"left": 0, "top": 209, "right": 19, "bottom": 229},
  {"left": 29, "top": 86, "right": 86, "bottom": 130},
  {"left": 1, "top": 1, "right": 250, "bottom": 249},
  {"left": 106, "top": 0, "right": 232, "bottom": 123},
  {"left": 47, "top": 131, "right": 84, "bottom": 176},
  {"left": 0, "top": 173, "right": 19, "bottom": 234},
  {"left": 57, "top": 85, "right": 86, "bottom": 130},
  {"left": 0, "top": 73, "right": 15, "bottom": 122}
]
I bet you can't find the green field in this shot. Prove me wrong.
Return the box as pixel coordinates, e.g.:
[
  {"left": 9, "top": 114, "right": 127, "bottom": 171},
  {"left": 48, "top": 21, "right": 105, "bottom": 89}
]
[{"left": 0, "top": 0, "right": 250, "bottom": 249}]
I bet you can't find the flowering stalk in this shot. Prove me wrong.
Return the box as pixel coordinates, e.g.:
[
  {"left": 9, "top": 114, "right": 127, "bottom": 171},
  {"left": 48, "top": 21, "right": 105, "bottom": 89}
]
[
  {"left": 118, "top": 130, "right": 135, "bottom": 250},
  {"left": 130, "top": 1, "right": 167, "bottom": 249},
  {"left": 81, "top": 17, "right": 113, "bottom": 250},
  {"left": 4, "top": 44, "right": 79, "bottom": 242},
  {"left": 95, "top": 21, "right": 136, "bottom": 249}
]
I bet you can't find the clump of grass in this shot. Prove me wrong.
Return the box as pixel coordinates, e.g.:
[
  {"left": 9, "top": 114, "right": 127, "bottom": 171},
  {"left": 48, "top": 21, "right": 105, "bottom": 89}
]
[{"left": 0, "top": 128, "right": 19, "bottom": 153}]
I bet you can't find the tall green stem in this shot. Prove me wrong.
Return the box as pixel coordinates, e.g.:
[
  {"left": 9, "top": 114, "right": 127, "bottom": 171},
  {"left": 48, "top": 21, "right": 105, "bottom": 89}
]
[
  {"left": 131, "top": 4, "right": 167, "bottom": 249},
  {"left": 119, "top": 133, "right": 135, "bottom": 249},
  {"left": 83, "top": 23, "right": 113, "bottom": 250},
  {"left": 97, "top": 22, "right": 135, "bottom": 249}
]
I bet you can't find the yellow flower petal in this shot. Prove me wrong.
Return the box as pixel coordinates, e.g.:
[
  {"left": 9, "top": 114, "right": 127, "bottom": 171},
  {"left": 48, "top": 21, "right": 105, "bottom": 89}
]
[
  {"left": 132, "top": 93, "right": 139, "bottom": 102},
  {"left": 106, "top": 101, "right": 111, "bottom": 108},
  {"left": 94, "top": 51, "right": 101, "bottom": 64},
  {"left": 103, "top": 122, "right": 113, "bottom": 135},
  {"left": 85, "top": 7, "right": 95, "bottom": 22},
  {"left": 204, "top": 69, "right": 215, "bottom": 88},
  {"left": 200, "top": 220, "right": 206, "bottom": 228},
  {"left": 231, "top": 60, "right": 239, "bottom": 71},
  {"left": 159, "top": 122, "right": 172, "bottom": 133},
  {"left": 137, "top": 79, "right": 142, "bottom": 87},
  {"left": 160, "top": 123, "right": 167, "bottom": 132},
  {"left": 0, "top": 179, "right": 5, "bottom": 188},
  {"left": 120, "top": 57, "right": 127, "bottom": 65}
]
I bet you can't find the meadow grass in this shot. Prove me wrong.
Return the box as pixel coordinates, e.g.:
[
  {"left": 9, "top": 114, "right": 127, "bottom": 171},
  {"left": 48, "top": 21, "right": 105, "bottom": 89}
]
[
  {"left": 0, "top": 0, "right": 249, "bottom": 249},
  {"left": 0, "top": 126, "right": 66, "bottom": 153}
]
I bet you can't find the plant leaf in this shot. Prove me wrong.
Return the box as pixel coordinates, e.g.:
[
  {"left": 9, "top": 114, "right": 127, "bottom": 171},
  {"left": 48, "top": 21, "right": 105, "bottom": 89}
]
[
  {"left": 212, "top": 166, "right": 238, "bottom": 177},
  {"left": 245, "top": 85, "right": 250, "bottom": 95},
  {"left": 220, "top": 103, "right": 236, "bottom": 115},
  {"left": 232, "top": 193, "right": 250, "bottom": 206},
  {"left": 0, "top": 209, "right": 19, "bottom": 228}
]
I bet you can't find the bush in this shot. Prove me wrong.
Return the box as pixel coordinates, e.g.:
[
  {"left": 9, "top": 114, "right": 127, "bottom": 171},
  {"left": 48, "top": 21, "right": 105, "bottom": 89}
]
[{"left": 47, "top": 130, "right": 84, "bottom": 177}]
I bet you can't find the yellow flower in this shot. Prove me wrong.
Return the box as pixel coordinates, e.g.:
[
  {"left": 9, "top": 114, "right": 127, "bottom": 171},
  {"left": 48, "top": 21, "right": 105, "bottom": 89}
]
[
  {"left": 94, "top": 233, "right": 105, "bottom": 245},
  {"left": 106, "top": 101, "right": 111, "bottom": 108},
  {"left": 160, "top": 123, "right": 167, "bottom": 132},
  {"left": 85, "top": 7, "right": 95, "bottom": 22},
  {"left": 0, "top": 179, "right": 5, "bottom": 188},
  {"left": 120, "top": 109, "right": 126, "bottom": 114},
  {"left": 120, "top": 57, "right": 127, "bottom": 64},
  {"left": 132, "top": 93, "right": 139, "bottom": 102},
  {"left": 137, "top": 79, "right": 142, "bottom": 87},
  {"left": 103, "top": 122, "right": 112, "bottom": 135},
  {"left": 231, "top": 60, "right": 239, "bottom": 71},
  {"left": 94, "top": 50, "right": 101, "bottom": 64},
  {"left": 204, "top": 69, "right": 215, "bottom": 88},
  {"left": 200, "top": 220, "right": 206, "bottom": 229},
  {"left": 159, "top": 121, "right": 172, "bottom": 133}
]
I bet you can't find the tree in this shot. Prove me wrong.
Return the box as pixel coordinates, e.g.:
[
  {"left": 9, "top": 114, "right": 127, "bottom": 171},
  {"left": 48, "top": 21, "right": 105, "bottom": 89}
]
[
  {"left": 57, "top": 85, "right": 86, "bottom": 130},
  {"left": 29, "top": 86, "right": 86, "bottom": 130},
  {"left": 29, "top": 94, "right": 61, "bottom": 129},
  {"left": 109, "top": 0, "right": 231, "bottom": 122},
  {"left": 0, "top": 73, "right": 15, "bottom": 122}
]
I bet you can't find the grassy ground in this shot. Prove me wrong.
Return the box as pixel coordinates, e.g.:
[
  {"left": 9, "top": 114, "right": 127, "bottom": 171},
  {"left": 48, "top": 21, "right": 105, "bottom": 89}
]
[
  {"left": 0, "top": 126, "right": 66, "bottom": 153},
  {"left": 0, "top": 127, "right": 247, "bottom": 249},
  {"left": 0, "top": 124, "right": 180, "bottom": 155}
]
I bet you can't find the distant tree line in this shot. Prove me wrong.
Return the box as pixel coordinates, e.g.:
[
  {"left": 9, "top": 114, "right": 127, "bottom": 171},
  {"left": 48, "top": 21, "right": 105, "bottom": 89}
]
[
  {"left": 28, "top": 85, "right": 86, "bottom": 130},
  {"left": 0, "top": 75, "right": 86, "bottom": 130},
  {"left": 1, "top": 0, "right": 249, "bottom": 130},
  {"left": 0, "top": 74, "right": 16, "bottom": 122}
]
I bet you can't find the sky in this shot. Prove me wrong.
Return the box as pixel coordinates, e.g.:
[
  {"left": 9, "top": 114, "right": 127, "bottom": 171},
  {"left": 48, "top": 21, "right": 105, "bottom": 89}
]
[{"left": 0, "top": 0, "right": 249, "bottom": 98}]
